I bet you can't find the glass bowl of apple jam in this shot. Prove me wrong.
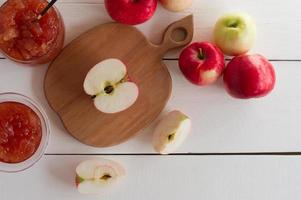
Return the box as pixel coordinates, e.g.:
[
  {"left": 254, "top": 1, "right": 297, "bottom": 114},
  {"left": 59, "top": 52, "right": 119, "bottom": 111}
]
[
  {"left": 0, "top": 93, "right": 49, "bottom": 172},
  {"left": 0, "top": 0, "right": 65, "bottom": 64}
]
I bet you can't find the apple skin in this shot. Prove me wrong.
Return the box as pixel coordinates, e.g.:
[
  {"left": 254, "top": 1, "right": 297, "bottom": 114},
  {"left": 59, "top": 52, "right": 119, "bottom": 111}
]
[
  {"left": 223, "top": 54, "right": 276, "bottom": 99},
  {"left": 179, "top": 42, "right": 225, "bottom": 86},
  {"left": 214, "top": 13, "right": 256, "bottom": 56},
  {"left": 104, "top": 0, "right": 157, "bottom": 25},
  {"left": 159, "top": 0, "right": 193, "bottom": 12}
]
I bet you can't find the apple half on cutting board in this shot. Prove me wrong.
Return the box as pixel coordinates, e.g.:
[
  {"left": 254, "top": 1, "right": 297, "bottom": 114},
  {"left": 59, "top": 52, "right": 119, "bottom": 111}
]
[{"left": 83, "top": 58, "right": 139, "bottom": 114}]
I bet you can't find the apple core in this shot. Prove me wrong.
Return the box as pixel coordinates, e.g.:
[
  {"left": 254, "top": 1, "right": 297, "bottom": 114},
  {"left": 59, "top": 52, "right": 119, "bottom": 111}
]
[
  {"left": 104, "top": 85, "right": 114, "bottom": 94},
  {"left": 101, "top": 174, "right": 112, "bottom": 181},
  {"left": 168, "top": 133, "right": 176, "bottom": 142}
]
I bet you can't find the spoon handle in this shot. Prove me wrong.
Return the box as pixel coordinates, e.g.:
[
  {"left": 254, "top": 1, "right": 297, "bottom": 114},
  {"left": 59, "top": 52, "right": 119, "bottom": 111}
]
[{"left": 38, "top": 0, "right": 58, "bottom": 19}]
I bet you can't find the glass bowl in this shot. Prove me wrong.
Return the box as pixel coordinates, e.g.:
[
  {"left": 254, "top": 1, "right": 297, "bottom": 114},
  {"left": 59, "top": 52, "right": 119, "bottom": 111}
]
[
  {"left": 0, "top": 0, "right": 65, "bottom": 65},
  {"left": 0, "top": 93, "right": 50, "bottom": 173}
]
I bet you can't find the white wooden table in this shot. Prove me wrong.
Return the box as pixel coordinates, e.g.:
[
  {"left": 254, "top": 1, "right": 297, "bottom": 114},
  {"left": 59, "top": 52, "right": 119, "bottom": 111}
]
[{"left": 1, "top": 0, "right": 301, "bottom": 199}]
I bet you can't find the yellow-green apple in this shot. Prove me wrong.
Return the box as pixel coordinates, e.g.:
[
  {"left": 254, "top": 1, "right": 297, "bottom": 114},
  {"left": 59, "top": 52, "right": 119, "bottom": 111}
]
[
  {"left": 214, "top": 13, "right": 257, "bottom": 56},
  {"left": 83, "top": 58, "right": 139, "bottom": 114},
  {"left": 223, "top": 54, "right": 276, "bottom": 99},
  {"left": 76, "top": 159, "right": 125, "bottom": 194},
  {"left": 152, "top": 110, "right": 191, "bottom": 154},
  {"left": 179, "top": 42, "right": 225, "bottom": 86},
  {"left": 159, "top": 0, "right": 193, "bottom": 12},
  {"left": 104, "top": 0, "right": 157, "bottom": 25}
]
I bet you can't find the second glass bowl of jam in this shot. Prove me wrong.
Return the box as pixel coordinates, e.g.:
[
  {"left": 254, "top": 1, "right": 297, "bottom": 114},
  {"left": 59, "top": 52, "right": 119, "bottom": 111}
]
[
  {"left": 0, "top": 93, "right": 50, "bottom": 172},
  {"left": 0, "top": 0, "right": 65, "bottom": 64}
]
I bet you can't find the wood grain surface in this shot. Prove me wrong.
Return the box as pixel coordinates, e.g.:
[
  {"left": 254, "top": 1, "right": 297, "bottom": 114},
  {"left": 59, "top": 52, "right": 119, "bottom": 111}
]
[{"left": 44, "top": 16, "right": 193, "bottom": 147}]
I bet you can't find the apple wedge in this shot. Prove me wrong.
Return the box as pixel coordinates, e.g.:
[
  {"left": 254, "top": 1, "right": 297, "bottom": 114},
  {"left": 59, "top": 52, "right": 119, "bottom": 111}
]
[
  {"left": 83, "top": 58, "right": 139, "bottom": 114},
  {"left": 152, "top": 111, "right": 191, "bottom": 154},
  {"left": 76, "top": 159, "right": 125, "bottom": 194}
]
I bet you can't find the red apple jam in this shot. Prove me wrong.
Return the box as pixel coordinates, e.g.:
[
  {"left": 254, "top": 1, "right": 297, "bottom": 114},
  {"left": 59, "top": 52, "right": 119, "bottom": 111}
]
[
  {"left": 0, "top": 0, "right": 64, "bottom": 64},
  {"left": 0, "top": 102, "right": 42, "bottom": 163}
]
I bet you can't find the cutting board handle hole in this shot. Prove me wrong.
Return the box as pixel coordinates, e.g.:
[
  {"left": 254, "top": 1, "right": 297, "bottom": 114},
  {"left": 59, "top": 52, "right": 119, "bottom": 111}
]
[
  {"left": 157, "top": 15, "right": 193, "bottom": 54},
  {"left": 171, "top": 27, "right": 188, "bottom": 43}
]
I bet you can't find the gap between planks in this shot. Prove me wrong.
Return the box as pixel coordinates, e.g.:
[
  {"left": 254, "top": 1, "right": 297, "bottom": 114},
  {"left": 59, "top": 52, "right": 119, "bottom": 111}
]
[
  {"left": 163, "top": 58, "right": 301, "bottom": 62},
  {"left": 45, "top": 152, "right": 301, "bottom": 157},
  {"left": 1, "top": 57, "right": 301, "bottom": 62}
]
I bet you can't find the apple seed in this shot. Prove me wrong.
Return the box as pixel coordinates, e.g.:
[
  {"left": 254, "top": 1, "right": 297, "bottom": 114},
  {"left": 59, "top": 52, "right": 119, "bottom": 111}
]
[
  {"left": 168, "top": 133, "right": 176, "bottom": 142},
  {"left": 101, "top": 174, "right": 112, "bottom": 181},
  {"left": 104, "top": 85, "right": 114, "bottom": 94}
]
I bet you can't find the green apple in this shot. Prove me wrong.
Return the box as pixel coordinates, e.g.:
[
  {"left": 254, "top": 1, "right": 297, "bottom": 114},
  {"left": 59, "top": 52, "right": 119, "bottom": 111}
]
[
  {"left": 214, "top": 13, "right": 257, "bottom": 56},
  {"left": 76, "top": 159, "right": 125, "bottom": 194},
  {"left": 159, "top": 0, "right": 193, "bottom": 12},
  {"left": 152, "top": 110, "right": 191, "bottom": 154}
]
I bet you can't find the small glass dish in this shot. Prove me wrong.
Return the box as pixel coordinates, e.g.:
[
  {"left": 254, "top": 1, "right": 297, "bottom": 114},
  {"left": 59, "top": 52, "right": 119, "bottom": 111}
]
[
  {"left": 0, "top": 0, "right": 65, "bottom": 65},
  {"left": 0, "top": 93, "right": 50, "bottom": 173}
]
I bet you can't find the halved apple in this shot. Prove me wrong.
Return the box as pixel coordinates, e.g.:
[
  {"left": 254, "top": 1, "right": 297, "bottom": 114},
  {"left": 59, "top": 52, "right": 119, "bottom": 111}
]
[
  {"left": 152, "top": 110, "right": 191, "bottom": 154},
  {"left": 76, "top": 159, "right": 126, "bottom": 194},
  {"left": 84, "top": 58, "right": 139, "bottom": 113}
]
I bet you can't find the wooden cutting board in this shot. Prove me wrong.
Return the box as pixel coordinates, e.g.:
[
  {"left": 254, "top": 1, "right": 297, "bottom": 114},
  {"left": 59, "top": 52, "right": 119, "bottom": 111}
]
[{"left": 44, "top": 15, "right": 193, "bottom": 147}]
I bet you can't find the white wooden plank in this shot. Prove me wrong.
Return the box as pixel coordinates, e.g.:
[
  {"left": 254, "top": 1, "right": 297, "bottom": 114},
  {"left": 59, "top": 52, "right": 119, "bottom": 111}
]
[
  {"left": 0, "top": 60, "right": 300, "bottom": 153},
  {"left": 1, "top": 0, "right": 301, "bottom": 59},
  {"left": 1, "top": 155, "right": 301, "bottom": 200}
]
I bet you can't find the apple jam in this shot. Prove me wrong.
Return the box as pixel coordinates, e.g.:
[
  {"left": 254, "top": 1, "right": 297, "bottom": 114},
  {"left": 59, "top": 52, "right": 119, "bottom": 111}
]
[
  {"left": 0, "top": 102, "right": 42, "bottom": 163},
  {"left": 0, "top": 0, "right": 64, "bottom": 64}
]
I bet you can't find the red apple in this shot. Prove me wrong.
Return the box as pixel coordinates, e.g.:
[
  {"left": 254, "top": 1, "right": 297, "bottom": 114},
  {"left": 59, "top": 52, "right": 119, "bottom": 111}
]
[
  {"left": 104, "top": 0, "right": 157, "bottom": 25},
  {"left": 179, "top": 42, "right": 225, "bottom": 86},
  {"left": 223, "top": 54, "right": 276, "bottom": 99}
]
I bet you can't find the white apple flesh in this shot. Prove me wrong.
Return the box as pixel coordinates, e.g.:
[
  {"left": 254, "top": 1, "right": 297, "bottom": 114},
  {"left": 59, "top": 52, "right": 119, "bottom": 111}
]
[
  {"left": 214, "top": 13, "right": 256, "bottom": 56},
  {"left": 152, "top": 110, "right": 191, "bottom": 154},
  {"left": 83, "top": 58, "right": 139, "bottom": 114},
  {"left": 76, "top": 159, "right": 125, "bottom": 194},
  {"left": 159, "top": 0, "right": 193, "bottom": 12}
]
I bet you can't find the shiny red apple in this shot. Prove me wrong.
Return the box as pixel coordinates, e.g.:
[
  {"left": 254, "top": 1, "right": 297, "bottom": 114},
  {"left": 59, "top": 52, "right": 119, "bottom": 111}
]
[
  {"left": 179, "top": 42, "right": 225, "bottom": 86},
  {"left": 223, "top": 54, "right": 276, "bottom": 99},
  {"left": 104, "top": 0, "right": 157, "bottom": 25}
]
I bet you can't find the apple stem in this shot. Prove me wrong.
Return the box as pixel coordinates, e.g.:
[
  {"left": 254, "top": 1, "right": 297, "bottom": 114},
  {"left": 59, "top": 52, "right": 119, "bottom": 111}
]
[
  {"left": 198, "top": 48, "right": 205, "bottom": 60},
  {"left": 227, "top": 20, "right": 239, "bottom": 28}
]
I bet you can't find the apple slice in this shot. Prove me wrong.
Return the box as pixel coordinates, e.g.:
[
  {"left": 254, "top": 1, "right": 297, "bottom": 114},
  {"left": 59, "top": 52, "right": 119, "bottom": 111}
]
[
  {"left": 152, "top": 111, "right": 191, "bottom": 154},
  {"left": 83, "top": 58, "right": 139, "bottom": 114},
  {"left": 76, "top": 159, "right": 125, "bottom": 194}
]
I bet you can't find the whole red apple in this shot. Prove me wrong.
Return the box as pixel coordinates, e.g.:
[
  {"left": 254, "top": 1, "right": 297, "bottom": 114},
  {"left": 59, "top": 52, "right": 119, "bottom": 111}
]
[
  {"left": 223, "top": 54, "right": 276, "bottom": 99},
  {"left": 104, "top": 0, "right": 157, "bottom": 25},
  {"left": 179, "top": 42, "right": 225, "bottom": 86}
]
